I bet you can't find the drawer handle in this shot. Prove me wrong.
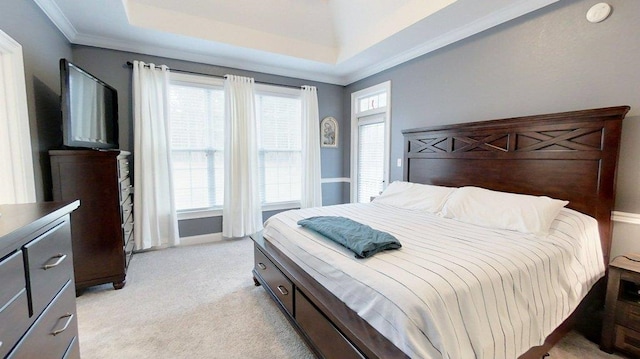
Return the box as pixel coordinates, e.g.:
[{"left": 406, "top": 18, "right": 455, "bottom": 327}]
[
  {"left": 277, "top": 285, "right": 289, "bottom": 296},
  {"left": 51, "top": 313, "right": 74, "bottom": 336},
  {"left": 258, "top": 262, "right": 266, "bottom": 270},
  {"left": 43, "top": 254, "right": 67, "bottom": 270}
]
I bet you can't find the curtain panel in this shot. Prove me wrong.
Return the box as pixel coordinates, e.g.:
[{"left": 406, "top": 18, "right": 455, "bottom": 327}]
[
  {"left": 300, "top": 86, "right": 322, "bottom": 208},
  {"left": 222, "top": 75, "right": 263, "bottom": 238},
  {"left": 132, "top": 61, "right": 180, "bottom": 250}
]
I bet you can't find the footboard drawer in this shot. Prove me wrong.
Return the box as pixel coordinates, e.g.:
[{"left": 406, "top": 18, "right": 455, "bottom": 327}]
[
  {"left": 254, "top": 246, "right": 293, "bottom": 315},
  {"left": 295, "top": 289, "right": 365, "bottom": 359}
]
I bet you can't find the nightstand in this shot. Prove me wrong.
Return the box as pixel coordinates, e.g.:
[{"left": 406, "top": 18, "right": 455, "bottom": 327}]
[{"left": 601, "top": 254, "right": 640, "bottom": 357}]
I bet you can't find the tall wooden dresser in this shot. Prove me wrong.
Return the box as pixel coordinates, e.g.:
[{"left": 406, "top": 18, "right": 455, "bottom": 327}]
[
  {"left": 0, "top": 201, "right": 80, "bottom": 358},
  {"left": 50, "top": 150, "right": 134, "bottom": 291}
]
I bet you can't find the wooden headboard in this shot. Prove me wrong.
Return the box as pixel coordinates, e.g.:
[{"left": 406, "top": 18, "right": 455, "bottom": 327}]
[{"left": 402, "top": 106, "right": 629, "bottom": 264}]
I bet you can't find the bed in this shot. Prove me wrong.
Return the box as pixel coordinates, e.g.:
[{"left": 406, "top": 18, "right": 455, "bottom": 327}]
[{"left": 251, "top": 106, "right": 630, "bottom": 358}]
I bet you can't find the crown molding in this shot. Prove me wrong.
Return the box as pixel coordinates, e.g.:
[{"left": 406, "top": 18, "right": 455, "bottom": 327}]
[
  {"left": 34, "top": 0, "right": 558, "bottom": 86},
  {"left": 71, "top": 32, "right": 345, "bottom": 85},
  {"left": 33, "top": 0, "right": 78, "bottom": 41}
]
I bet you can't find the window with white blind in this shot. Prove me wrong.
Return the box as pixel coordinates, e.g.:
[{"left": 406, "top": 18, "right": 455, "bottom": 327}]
[
  {"left": 256, "top": 87, "right": 302, "bottom": 207},
  {"left": 169, "top": 74, "right": 225, "bottom": 212},
  {"left": 356, "top": 116, "right": 385, "bottom": 203},
  {"left": 168, "top": 75, "right": 303, "bottom": 214},
  {"left": 350, "top": 81, "right": 391, "bottom": 203}
]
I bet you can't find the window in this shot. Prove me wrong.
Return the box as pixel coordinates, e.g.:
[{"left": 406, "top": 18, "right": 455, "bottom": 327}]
[
  {"left": 168, "top": 75, "right": 303, "bottom": 214},
  {"left": 255, "top": 87, "right": 302, "bottom": 206},
  {"left": 350, "top": 81, "right": 391, "bottom": 203},
  {"left": 356, "top": 116, "right": 385, "bottom": 203},
  {"left": 169, "top": 74, "right": 224, "bottom": 211}
]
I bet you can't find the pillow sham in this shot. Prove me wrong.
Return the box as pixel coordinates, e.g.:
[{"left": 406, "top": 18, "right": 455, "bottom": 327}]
[
  {"left": 372, "top": 181, "right": 456, "bottom": 213},
  {"left": 440, "top": 186, "right": 569, "bottom": 236}
]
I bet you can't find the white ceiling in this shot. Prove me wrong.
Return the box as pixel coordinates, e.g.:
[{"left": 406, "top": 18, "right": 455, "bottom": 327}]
[{"left": 34, "top": 0, "right": 558, "bottom": 85}]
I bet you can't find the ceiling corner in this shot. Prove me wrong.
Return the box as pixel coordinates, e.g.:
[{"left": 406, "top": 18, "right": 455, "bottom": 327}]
[{"left": 33, "top": 0, "right": 78, "bottom": 41}]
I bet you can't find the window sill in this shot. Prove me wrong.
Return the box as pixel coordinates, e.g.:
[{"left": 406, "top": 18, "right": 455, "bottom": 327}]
[
  {"left": 262, "top": 201, "right": 300, "bottom": 212},
  {"left": 177, "top": 201, "right": 300, "bottom": 220},
  {"left": 178, "top": 208, "right": 222, "bottom": 220}
]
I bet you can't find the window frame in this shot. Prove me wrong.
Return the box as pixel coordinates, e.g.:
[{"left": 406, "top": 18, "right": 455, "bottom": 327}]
[
  {"left": 170, "top": 76, "right": 304, "bottom": 219},
  {"left": 169, "top": 72, "right": 224, "bottom": 219},
  {"left": 350, "top": 81, "right": 391, "bottom": 203},
  {"left": 254, "top": 83, "right": 303, "bottom": 211},
  {"left": 0, "top": 30, "right": 36, "bottom": 204}
]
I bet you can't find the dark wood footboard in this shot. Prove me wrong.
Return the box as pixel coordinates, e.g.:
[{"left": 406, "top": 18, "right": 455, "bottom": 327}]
[
  {"left": 253, "top": 233, "right": 604, "bottom": 359},
  {"left": 251, "top": 233, "right": 407, "bottom": 359}
]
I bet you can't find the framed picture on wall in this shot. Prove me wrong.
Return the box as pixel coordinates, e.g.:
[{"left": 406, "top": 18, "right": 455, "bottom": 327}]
[{"left": 321, "top": 116, "right": 338, "bottom": 148}]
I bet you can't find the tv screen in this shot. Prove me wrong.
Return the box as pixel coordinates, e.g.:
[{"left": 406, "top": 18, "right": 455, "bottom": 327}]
[{"left": 60, "top": 58, "right": 118, "bottom": 149}]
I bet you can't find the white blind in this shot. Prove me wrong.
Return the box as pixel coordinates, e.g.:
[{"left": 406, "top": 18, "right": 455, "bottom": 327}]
[
  {"left": 168, "top": 79, "right": 304, "bottom": 212},
  {"left": 169, "top": 83, "right": 225, "bottom": 211},
  {"left": 256, "top": 93, "right": 302, "bottom": 204},
  {"left": 357, "top": 120, "right": 385, "bottom": 203}
]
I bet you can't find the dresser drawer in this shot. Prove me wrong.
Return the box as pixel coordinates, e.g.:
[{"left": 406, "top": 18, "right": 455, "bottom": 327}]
[
  {"left": 1, "top": 251, "right": 25, "bottom": 308},
  {"left": 62, "top": 336, "right": 80, "bottom": 359},
  {"left": 0, "top": 290, "right": 29, "bottom": 358},
  {"left": 118, "top": 158, "right": 130, "bottom": 179},
  {"left": 0, "top": 251, "right": 30, "bottom": 356},
  {"left": 615, "top": 324, "right": 640, "bottom": 357},
  {"left": 119, "top": 177, "right": 132, "bottom": 201},
  {"left": 125, "top": 238, "right": 135, "bottom": 269},
  {"left": 616, "top": 301, "right": 640, "bottom": 332},
  {"left": 23, "top": 220, "right": 73, "bottom": 317},
  {"left": 8, "top": 281, "right": 77, "bottom": 359},
  {"left": 121, "top": 195, "right": 133, "bottom": 223},
  {"left": 254, "top": 247, "right": 293, "bottom": 315}
]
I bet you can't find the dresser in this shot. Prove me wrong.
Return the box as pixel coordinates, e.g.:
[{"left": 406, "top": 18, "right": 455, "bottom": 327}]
[
  {"left": 601, "top": 254, "right": 640, "bottom": 357},
  {"left": 50, "top": 150, "right": 134, "bottom": 291},
  {"left": 0, "top": 201, "right": 80, "bottom": 358}
]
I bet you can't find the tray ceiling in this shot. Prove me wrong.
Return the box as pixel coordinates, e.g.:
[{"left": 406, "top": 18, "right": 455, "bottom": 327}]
[{"left": 34, "top": 0, "right": 558, "bottom": 85}]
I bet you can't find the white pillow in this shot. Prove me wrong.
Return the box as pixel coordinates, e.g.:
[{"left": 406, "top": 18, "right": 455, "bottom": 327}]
[
  {"left": 440, "top": 186, "right": 569, "bottom": 236},
  {"left": 372, "top": 181, "right": 456, "bottom": 213}
]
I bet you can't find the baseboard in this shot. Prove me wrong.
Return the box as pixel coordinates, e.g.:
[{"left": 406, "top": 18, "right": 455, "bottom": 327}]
[{"left": 179, "top": 232, "right": 224, "bottom": 246}]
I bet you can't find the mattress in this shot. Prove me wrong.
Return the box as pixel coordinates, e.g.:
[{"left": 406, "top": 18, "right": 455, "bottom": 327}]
[{"left": 262, "top": 203, "right": 605, "bottom": 359}]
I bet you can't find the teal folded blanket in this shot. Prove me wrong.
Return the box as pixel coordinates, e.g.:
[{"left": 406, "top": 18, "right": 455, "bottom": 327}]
[{"left": 297, "top": 216, "right": 401, "bottom": 258}]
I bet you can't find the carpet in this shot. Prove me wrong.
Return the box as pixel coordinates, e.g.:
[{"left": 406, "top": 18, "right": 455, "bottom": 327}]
[{"left": 76, "top": 238, "right": 628, "bottom": 358}]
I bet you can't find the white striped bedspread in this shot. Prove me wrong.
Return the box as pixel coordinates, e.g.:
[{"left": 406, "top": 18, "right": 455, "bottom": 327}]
[{"left": 262, "top": 203, "right": 605, "bottom": 359}]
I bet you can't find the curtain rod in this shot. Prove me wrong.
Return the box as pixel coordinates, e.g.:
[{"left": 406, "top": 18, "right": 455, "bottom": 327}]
[{"left": 125, "top": 61, "right": 304, "bottom": 90}]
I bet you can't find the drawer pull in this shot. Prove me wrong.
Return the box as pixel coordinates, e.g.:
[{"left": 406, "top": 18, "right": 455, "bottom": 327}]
[
  {"left": 277, "top": 285, "right": 289, "bottom": 296},
  {"left": 43, "top": 254, "right": 67, "bottom": 270},
  {"left": 258, "top": 262, "right": 267, "bottom": 270},
  {"left": 51, "top": 313, "right": 74, "bottom": 336}
]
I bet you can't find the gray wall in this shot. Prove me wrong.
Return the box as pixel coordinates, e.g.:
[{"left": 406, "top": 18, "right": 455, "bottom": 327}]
[
  {"left": 343, "top": 0, "right": 640, "bottom": 259},
  {"left": 6, "top": 0, "right": 638, "bottom": 247},
  {"left": 70, "top": 46, "right": 346, "bottom": 237},
  {"left": 0, "top": 0, "right": 73, "bottom": 201}
]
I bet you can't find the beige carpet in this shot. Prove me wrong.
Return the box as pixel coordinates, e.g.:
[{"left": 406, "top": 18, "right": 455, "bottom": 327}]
[{"left": 76, "top": 238, "right": 629, "bottom": 359}]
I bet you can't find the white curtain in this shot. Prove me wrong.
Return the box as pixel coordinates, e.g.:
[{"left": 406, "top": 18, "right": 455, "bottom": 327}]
[
  {"left": 0, "top": 30, "right": 36, "bottom": 204},
  {"left": 222, "top": 75, "right": 263, "bottom": 238},
  {"left": 132, "top": 61, "right": 179, "bottom": 250},
  {"left": 300, "top": 86, "right": 322, "bottom": 208}
]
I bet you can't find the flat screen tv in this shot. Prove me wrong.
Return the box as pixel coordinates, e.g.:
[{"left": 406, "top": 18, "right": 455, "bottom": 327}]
[{"left": 60, "top": 58, "right": 118, "bottom": 149}]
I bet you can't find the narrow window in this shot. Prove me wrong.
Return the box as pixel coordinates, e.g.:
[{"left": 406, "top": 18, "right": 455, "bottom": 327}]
[{"left": 351, "top": 81, "right": 391, "bottom": 203}]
